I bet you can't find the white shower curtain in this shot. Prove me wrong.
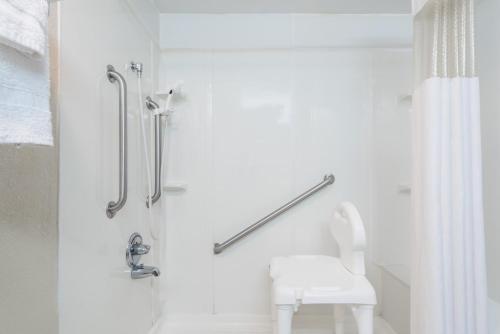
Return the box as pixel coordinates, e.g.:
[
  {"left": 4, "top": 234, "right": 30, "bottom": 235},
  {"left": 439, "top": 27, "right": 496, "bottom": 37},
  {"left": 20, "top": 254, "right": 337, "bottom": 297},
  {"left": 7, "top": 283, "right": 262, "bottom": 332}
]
[{"left": 412, "top": 0, "right": 488, "bottom": 333}]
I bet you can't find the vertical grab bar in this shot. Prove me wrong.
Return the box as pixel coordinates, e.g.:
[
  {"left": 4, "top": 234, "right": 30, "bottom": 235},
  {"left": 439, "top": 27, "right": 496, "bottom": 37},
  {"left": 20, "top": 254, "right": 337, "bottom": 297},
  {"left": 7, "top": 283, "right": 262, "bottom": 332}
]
[
  {"left": 146, "top": 97, "right": 162, "bottom": 207},
  {"left": 106, "top": 65, "right": 128, "bottom": 218}
]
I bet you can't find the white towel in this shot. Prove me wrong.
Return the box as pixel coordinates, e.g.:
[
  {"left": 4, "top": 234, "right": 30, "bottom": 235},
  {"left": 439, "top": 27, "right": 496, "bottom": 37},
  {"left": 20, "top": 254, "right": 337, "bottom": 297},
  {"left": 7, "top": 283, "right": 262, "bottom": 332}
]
[
  {"left": 0, "top": 43, "right": 52, "bottom": 145},
  {"left": 0, "top": 0, "right": 49, "bottom": 58}
]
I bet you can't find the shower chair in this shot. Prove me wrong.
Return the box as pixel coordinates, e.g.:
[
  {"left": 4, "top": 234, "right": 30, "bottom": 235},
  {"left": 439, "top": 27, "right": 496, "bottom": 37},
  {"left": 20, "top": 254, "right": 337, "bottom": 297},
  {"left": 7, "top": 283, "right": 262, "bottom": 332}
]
[{"left": 269, "top": 202, "right": 376, "bottom": 334}]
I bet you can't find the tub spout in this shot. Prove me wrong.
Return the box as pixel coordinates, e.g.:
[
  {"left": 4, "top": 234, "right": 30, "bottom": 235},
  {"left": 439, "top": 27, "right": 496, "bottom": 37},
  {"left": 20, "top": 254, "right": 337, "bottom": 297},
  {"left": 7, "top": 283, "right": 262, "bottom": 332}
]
[{"left": 131, "top": 264, "right": 160, "bottom": 279}]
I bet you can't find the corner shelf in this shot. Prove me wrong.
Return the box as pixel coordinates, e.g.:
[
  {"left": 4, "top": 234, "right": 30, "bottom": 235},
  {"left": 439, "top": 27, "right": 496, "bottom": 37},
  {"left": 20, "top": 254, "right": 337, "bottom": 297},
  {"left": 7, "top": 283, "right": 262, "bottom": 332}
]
[
  {"left": 163, "top": 182, "right": 187, "bottom": 192},
  {"left": 155, "top": 90, "right": 173, "bottom": 98}
]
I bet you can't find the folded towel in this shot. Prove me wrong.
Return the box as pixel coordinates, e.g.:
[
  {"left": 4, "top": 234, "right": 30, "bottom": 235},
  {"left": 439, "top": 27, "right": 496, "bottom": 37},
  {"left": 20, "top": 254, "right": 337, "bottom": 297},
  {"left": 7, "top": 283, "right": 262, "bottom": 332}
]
[
  {"left": 0, "top": 43, "right": 52, "bottom": 145},
  {"left": 0, "top": 0, "right": 49, "bottom": 58}
]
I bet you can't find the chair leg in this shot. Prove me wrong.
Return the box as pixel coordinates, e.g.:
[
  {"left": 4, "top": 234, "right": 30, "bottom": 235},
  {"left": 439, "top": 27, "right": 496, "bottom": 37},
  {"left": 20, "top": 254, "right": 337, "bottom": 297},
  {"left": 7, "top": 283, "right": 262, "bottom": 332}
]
[
  {"left": 352, "top": 305, "right": 374, "bottom": 334},
  {"left": 270, "top": 294, "right": 277, "bottom": 334},
  {"left": 270, "top": 293, "right": 277, "bottom": 322},
  {"left": 334, "top": 304, "right": 346, "bottom": 334},
  {"left": 276, "top": 305, "right": 294, "bottom": 334}
]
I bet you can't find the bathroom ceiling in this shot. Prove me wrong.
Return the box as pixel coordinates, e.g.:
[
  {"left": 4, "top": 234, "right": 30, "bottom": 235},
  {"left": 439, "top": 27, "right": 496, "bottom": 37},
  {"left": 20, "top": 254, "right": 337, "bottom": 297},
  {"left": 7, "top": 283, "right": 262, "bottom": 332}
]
[{"left": 154, "top": 0, "right": 411, "bottom": 14}]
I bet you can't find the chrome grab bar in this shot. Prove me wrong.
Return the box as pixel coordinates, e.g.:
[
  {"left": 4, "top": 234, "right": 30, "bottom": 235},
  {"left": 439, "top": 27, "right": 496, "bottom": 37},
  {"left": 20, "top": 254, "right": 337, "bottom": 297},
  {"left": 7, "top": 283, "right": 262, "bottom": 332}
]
[
  {"left": 213, "top": 174, "right": 335, "bottom": 254},
  {"left": 146, "top": 97, "right": 162, "bottom": 207},
  {"left": 106, "top": 65, "right": 128, "bottom": 218}
]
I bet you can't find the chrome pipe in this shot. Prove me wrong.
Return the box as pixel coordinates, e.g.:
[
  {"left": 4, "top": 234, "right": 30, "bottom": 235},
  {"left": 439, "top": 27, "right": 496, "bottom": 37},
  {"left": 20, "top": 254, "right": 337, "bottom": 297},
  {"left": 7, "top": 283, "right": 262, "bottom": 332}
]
[
  {"left": 106, "top": 65, "right": 128, "bottom": 219},
  {"left": 213, "top": 174, "right": 335, "bottom": 254},
  {"left": 146, "top": 97, "right": 162, "bottom": 208}
]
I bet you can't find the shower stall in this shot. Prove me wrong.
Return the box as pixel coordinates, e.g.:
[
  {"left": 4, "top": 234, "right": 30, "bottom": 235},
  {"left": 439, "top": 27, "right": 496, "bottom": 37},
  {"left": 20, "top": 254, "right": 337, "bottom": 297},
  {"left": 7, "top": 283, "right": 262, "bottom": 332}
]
[
  {"left": 46, "top": 0, "right": 497, "bottom": 333},
  {"left": 56, "top": 1, "right": 413, "bottom": 334}
]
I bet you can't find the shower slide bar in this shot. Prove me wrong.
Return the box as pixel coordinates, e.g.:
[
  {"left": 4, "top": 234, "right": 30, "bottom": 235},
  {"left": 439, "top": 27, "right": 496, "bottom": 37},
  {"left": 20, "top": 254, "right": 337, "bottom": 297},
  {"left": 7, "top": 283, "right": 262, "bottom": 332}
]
[
  {"left": 106, "top": 65, "right": 128, "bottom": 219},
  {"left": 213, "top": 174, "right": 335, "bottom": 254}
]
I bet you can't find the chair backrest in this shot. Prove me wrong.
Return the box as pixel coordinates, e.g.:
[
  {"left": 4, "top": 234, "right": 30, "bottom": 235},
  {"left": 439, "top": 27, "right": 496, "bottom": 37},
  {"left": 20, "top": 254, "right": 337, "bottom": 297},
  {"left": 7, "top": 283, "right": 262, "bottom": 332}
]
[{"left": 330, "top": 202, "right": 367, "bottom": 275}]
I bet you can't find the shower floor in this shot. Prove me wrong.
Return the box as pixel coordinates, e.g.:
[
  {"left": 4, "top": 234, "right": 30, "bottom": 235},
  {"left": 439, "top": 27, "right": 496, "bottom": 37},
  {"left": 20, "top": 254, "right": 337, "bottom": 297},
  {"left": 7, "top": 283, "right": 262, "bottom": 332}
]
[{"left": 152, "top": 314, "right": 397, "bottom": 334}]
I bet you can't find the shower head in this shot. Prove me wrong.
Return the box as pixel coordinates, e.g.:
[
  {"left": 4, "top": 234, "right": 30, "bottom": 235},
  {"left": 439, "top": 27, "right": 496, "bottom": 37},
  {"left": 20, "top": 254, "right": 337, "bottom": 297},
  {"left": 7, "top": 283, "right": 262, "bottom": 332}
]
[
  {"left": 168, "top": 81, "right": 184, "bottom": 96},
  {"left": 145, "top": 96, "right": 160, "bottom": 111}
]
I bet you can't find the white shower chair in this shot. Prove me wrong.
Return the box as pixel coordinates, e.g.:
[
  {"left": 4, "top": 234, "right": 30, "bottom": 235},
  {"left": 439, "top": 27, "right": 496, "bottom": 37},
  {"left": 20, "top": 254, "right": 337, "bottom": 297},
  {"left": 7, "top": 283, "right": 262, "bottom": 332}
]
[{"left": 269, "top": 202, "right": 377, "bottom": 334}]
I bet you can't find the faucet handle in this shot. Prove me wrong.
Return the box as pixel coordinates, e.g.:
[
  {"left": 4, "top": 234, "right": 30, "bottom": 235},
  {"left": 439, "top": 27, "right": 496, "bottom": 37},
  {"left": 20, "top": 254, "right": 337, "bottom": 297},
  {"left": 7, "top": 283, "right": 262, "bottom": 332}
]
[
  {"left": 126, "top": 233, "right": 150, "bottom": 268},
  {"left": 130, "top": 244, "right": 150, "bottom": 255}
]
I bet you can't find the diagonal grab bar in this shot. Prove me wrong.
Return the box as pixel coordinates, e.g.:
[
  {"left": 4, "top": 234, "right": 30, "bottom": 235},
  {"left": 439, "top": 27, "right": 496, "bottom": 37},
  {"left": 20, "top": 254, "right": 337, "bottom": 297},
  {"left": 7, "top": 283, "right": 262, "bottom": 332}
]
[
  {"left": 213, "top": 174, "right": 335, "bottom": 254},
  {"left": 106, "top": 65, "right": 128, "bottom": 219}
]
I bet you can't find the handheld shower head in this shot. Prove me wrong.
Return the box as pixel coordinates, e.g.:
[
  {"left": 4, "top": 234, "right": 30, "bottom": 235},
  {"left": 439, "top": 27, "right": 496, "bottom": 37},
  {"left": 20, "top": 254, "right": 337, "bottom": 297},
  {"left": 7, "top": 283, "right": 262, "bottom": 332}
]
[{"left": 168, "top": 81, "right": 184, "bottom": 96}]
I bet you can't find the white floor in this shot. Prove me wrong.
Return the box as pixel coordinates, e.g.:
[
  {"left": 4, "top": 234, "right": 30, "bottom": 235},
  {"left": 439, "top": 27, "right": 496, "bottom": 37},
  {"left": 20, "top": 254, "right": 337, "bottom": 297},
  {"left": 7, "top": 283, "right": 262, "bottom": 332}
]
[{"left": 152, "top": 314, "right": 397, "bottom": 334}]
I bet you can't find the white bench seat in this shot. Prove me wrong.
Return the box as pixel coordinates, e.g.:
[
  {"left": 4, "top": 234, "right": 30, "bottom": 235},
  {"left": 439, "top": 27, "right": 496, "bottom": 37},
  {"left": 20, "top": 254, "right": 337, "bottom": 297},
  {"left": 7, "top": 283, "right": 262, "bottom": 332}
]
[
  {"left": 269, "top": 202, "right": 377, "bottom": 334},
  {"left": 270, "top": 255, "right": 376, "bottom": 306}
]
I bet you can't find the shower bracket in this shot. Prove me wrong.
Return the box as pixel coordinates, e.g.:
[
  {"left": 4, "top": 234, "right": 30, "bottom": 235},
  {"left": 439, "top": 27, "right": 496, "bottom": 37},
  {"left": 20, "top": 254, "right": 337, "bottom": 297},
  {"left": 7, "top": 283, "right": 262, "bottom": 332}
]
[{"left": 130, "top": 61, "right": 143, "bottom": 78}]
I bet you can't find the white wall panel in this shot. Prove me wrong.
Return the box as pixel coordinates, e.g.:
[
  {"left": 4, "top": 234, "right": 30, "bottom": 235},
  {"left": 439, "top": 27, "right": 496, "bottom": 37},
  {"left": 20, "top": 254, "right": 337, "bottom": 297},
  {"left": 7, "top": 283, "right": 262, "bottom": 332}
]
[
  {"left": 293, "top": 15, "right": 412, "bottom": 48},
  {"left": 158, "top": 47, "right": 412, "bottom": 318},
  {"left": 58, "top": 1, "right": 160, "bottom": 333},
  {"left": 160, "top": 51, "right": 214, "bottom": 314},
  {"left": 477, "top": 0, "right": 500, "bottom": 305},
  {"left": 160, "top": 14, "right": 294, "bottom": 49},
  {"left": 210, "top": 50, "right": 296, "bottom": 313},
  {"left": 371, "top": 50, "right": 413, "bottom": 272},
  {"left": 154, "top": 0, "right": 411, "bottom": 14},
  {"left": 160, "top": 14, "right": 412, "bottom": 50}
]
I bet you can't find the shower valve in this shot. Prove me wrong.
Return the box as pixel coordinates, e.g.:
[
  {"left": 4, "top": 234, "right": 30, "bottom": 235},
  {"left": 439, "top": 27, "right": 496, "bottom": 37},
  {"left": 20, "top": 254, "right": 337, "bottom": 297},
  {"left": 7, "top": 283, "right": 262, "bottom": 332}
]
[
  {"left": 125, "top": 232, "right": 160, "bottom": 279},
  {"left": 126, "top": 232, "right": 150, "bottom": 268},
  {"left": 130, "top": 243, "right": 150, "bottom": 256}
]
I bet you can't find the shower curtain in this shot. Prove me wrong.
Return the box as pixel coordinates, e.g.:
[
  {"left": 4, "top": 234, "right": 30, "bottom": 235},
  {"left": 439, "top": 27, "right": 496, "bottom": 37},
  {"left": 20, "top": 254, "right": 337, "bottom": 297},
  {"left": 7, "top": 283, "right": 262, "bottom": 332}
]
[{"left": 412, "top": 0, "right": 488, "bottom": 333}]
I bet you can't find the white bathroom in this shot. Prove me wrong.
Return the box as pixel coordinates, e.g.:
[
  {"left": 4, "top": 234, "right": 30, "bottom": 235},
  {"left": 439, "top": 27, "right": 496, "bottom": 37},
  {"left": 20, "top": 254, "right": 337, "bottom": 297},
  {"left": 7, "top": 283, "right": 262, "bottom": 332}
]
[{"left": 0, "top": 1, "right": 498, "bottom": 334}]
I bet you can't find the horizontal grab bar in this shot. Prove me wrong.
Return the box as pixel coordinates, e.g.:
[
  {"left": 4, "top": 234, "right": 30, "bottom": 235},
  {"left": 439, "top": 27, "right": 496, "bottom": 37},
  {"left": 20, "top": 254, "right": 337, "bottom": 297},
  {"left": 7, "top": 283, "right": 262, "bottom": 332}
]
[{"left": 213, "top": 174, "right": 335, "bottom": 254}]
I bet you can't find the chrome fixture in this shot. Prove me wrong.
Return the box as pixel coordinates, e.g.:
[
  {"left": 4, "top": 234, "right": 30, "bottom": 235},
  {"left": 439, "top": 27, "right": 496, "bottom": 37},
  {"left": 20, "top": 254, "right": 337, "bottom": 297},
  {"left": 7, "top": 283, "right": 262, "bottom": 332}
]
[
  {"left": 126, "top": 233, "right": 147, "bottom": 268},
  {"left": 213, "top": 174, "right": 335, "bottom": 254},
  {"left": 106, "top": 65, "right": 128, "bottom": 219},
  {"left": 145, "top": 96, "right": 163, "bottom": 208},
  {"left": 145, "top": 96, "right": 160, "bottom": 111},
  {"left": 130, "top": 61, "right": 143, "bottom": 78},
  {"left": 131, "top": 264, "right": 161, "bottom": 279},
  {"left": 126, "top": 233, "right": 160, "bottom": 279}
]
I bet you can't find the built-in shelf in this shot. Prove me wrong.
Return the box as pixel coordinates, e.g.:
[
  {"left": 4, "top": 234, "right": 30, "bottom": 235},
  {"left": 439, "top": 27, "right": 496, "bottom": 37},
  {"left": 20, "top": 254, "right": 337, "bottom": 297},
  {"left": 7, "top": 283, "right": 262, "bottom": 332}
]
[
  {"left": 380, "top": 264, "right": 410, "bottom": 287},
  {"left": 398, "top": 94, "right": 413, "bottom": 105},
  {"left": 397, "top": 184, "right": 411, "bottom": 194},
  {"left": 163, "top": 182, "right": 187, "bottom": 192},
  {"left": 155, "top": 90, "right": 172, "bottom": 98}
]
